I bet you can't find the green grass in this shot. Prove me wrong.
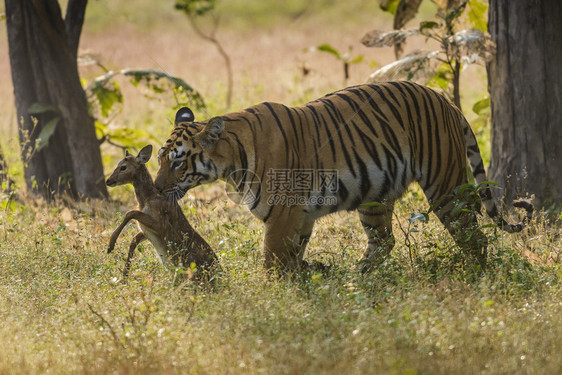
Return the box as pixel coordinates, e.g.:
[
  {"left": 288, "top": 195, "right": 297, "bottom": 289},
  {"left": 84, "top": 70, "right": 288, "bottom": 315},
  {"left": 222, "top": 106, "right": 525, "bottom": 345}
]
[{"left": 0, "top": 189, "right": 560, "bottom": 374}]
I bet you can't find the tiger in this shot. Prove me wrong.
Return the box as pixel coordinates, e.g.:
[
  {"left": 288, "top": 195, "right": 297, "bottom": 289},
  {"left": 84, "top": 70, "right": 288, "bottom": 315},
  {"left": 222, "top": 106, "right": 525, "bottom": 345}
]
[{"left": 154, "top": 81, "right": 532, "bottom": 272}]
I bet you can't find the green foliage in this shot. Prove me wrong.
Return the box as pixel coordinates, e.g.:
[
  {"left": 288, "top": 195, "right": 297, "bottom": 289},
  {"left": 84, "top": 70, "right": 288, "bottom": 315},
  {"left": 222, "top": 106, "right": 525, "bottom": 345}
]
[
  {"left": 472, "top": 97, "right": 490, "bottom": 116},
  {"left": 124, "top": 69, "right": 206, "bottom": 110},
  {"left": 467, "top": 0, "right": 488, "bottom": 31},
  {"left": 92, "top": 80, "right": 123, "bottom": 118},
  {"left": 0, "top": 179, "right": 560, "bottom": 374},
  {"left": 174, "top": 0, "right": 216, "bottom": 16},
  {"left": 378, "top": 0, "right": 402, "bottom": 14},
  {"left": 0, "top": 196, "right": 18, "bottom": 211},
  {"left": 306, "top": 44, "right": 363, "bottom": 83},
  {"left": 27, "top": 103, "right": 61, "bottom": 153},
  {"left": 34, "top": 118, "right": 60, "bottom": 153},
  {"left": 364, "top": 0, "right": 492, "bottom": 110},
  {"left": 85, "top": 69, "right": 205, "bottom": 150},
  {"left": 87, "top": 69, "right": 205, "bottom": 116},
  {"left": 27, "top": 103, "right": 60, "bottom": 115}
]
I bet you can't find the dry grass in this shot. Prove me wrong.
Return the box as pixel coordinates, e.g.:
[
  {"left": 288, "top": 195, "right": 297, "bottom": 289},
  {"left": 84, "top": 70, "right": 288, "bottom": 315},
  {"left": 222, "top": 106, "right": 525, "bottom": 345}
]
[
  {"left": 0, "top": 187, "right": 560, "bottom": 375},
  {"left": 0, "top": 1, "right": 561, "bottom": 374}
]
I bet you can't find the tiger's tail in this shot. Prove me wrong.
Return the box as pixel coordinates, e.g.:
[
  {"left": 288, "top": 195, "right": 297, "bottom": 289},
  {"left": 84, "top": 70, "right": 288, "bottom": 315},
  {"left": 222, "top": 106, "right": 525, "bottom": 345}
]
[{"left": 462, "top": 118, "right": 533, "bottom": 233}]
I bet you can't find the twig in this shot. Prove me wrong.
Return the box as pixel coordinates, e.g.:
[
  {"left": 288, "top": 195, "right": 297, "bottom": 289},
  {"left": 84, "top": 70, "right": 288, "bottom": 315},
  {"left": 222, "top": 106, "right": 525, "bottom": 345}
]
[
  {"left": 188, "top": 14, "right": 233, "bottom": 109},
  {"left": 87, "top": 303, "right": 122, "bottom": 347}
]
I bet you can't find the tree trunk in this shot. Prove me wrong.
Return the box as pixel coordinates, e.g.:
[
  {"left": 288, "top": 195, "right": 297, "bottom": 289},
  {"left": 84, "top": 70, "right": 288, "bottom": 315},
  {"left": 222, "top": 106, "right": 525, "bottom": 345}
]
[
  {"left": 487, "top": 0, "right": 562, "bottom": 208},
  {"left": 5, "top": 0, "right": 108, "bottom": 199}
]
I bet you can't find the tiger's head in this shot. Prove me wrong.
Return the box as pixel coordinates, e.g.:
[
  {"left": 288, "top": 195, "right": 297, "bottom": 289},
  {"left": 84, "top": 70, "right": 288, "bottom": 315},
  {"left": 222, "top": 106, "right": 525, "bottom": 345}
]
[{"left": 154, "top": 107, "right": 225, "bottom": 200}]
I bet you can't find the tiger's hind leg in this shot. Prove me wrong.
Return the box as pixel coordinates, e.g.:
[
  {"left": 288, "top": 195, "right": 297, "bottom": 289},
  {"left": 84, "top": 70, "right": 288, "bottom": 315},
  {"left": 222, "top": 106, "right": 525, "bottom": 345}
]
[
  {"left": 358, "top": 202, "right": 395, "bottom": 272},
  {"left": 425, "top": 187, "right": 488, "bottom": 269}
]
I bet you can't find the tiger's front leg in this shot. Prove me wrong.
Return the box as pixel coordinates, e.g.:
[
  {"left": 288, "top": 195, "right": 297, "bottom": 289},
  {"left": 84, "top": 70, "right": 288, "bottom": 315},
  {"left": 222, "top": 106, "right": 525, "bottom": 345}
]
[{"left": 262, "top": 214, "right": 314, "bottom": 272}]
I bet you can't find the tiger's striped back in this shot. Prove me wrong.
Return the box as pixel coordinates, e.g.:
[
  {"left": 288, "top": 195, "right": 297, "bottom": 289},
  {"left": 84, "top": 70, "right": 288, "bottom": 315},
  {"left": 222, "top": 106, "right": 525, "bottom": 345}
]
[
  {"left": 215, "top": 81, "right": 469, "bottom": 219},
  {"left": 155, "top": 81, "right": 532, "bottom": 271}
]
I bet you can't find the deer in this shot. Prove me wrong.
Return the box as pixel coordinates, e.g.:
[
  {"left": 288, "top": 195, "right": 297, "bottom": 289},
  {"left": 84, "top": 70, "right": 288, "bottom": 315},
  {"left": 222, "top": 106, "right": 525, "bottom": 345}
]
[{"left": 105, "top": 145, "right": 219, "bottom": 280}]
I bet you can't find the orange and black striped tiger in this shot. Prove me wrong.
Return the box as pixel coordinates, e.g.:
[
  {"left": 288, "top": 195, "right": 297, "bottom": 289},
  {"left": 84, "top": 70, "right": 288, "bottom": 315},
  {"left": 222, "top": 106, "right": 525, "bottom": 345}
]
[{"left": 155, "top": 81, "right": 532, "bottom": 271}]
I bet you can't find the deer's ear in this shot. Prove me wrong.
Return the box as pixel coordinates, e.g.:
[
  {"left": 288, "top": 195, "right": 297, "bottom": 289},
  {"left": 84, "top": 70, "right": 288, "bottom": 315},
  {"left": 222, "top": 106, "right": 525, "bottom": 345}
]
[
  {"left": 125, "top": 150, "right": 132, "bottom": 157},
  {"left": 136, "top": 145, "right": 153, "bottom": 164},
  {"left": 194, "top": 117, "right": 224, "bottom": 148},
  {"left": 175, "top": 107, "right": 195, "bottom": 126}
]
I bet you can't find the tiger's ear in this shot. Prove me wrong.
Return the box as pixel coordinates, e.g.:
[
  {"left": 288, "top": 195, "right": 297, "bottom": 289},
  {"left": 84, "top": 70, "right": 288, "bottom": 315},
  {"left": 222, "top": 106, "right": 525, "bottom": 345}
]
[
  {"left": 136, "top": 145, "right": 153, "bottom": 164},
  {"left": 174, "top": 107, "right": 195, "bottom": 126},
  {"left": 194, "top": 117, "right": 224, "bottom": 148}
]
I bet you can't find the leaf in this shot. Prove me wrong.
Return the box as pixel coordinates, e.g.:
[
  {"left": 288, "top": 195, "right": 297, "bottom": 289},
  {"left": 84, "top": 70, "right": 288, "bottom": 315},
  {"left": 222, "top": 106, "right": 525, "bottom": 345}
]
[
  {"left": 175, "top": 0, "right": 216, "bottom": 17},
  {"left": 377, "top": 0, "right": 402, "bottom": 14},
  {"left": 451, "top": 201, "right": 469, "bottom": 215},
  {"left": 475, "top": 181, "right": 500, "bottom": 191},
  {"left": 428, "top": 62, "right": 453, "bottom": 90},
  {"left": 454, "top": 183, "right": 476, "bottom": 196},
  {"left": 314, "top": 44, "right": 341, "bottom": 58},
  {"left": 105, "top": 127, "right": 158, "bottom": 149},
  {"left": 467, "top": 0, "right": 488, "bottom": 32},
  {"left": 122, "top": 69, "right": 206, "bottom": 110},
  {"left": 361, "top": 29, "right": 419, "bottom": 48},
  {"left": 36, "top": 117, "right": 60, "bottom": 152},
  {"left": 96, "top": 82, "right": 123, "bottom": 118},
  {"left": 393, "top": 0, "right": 423, "bottom": 30},
  {"left": 1, "top": 198, "right": 18, "bottom": 212},
  {"left": 472, "top": 97, "right": 490, "bottom": 116},
  {"left": 86, "top": 72, "right": 123, "bottom": 118},
  {"left": 393, "top": 0, "right": 423, "bottom": 57},
  {"left": 349, "top": 55, "right": 364, "bottom": 64},
  {"left": 28, "top": 103, "right": 60, "bottom": 115},
  {"left": 94, "top": 121, "right": 108, "bottom": 139},
  {"left": 419, "top": 21, "right": 439, "bottom": 33}
]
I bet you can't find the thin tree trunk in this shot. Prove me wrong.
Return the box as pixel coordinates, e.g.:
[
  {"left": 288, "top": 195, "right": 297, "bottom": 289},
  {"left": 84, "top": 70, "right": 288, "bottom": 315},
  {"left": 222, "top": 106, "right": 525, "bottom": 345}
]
[
  {"left": 6, "top": 0, "right": 72, "bottom": 197},
  {"left": 65, "top": 0, "right": 88, "bottom": 57},
  {"left": 487, "top": 0, "right": 562, "bottom": 207},
  {"left": 5, "top": 0, "right": 107, "bottom": 199}
]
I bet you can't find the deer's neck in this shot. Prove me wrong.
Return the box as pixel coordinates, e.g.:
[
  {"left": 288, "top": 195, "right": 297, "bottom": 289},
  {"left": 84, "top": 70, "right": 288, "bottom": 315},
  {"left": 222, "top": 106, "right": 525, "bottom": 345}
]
[{"left": 132, "top": 166, "right": 160, "bottom": 208}]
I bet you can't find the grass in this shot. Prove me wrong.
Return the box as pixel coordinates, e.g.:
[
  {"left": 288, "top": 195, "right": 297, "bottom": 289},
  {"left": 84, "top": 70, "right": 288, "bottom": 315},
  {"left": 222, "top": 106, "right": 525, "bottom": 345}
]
[
  {"left": 0, "top": 189, "right": 560, "bottom": 374},
  {"left": 1, "top": 0, "right": 561, "bottom": 374}
]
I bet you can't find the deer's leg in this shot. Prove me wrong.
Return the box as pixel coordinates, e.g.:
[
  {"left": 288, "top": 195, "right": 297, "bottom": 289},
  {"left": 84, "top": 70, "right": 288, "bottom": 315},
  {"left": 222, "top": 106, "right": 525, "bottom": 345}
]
[
  {"left": 123, "top": 232, "right": 147, "bottom": 278},
  {"left": 107, "top": 210, "right": 160, "bottom": 253}
]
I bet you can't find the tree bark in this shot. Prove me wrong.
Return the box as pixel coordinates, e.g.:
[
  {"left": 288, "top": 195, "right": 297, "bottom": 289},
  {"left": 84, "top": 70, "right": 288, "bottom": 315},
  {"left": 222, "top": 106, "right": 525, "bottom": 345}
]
[
  {"left": 487, "top": 0, "right": 562, "bottom": 207},
  {"left": 5, "top": 0, "right": 107, "bottom": 199},
  {"left": 65, "top": 0, "right": 88, "bottom": 57}
]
